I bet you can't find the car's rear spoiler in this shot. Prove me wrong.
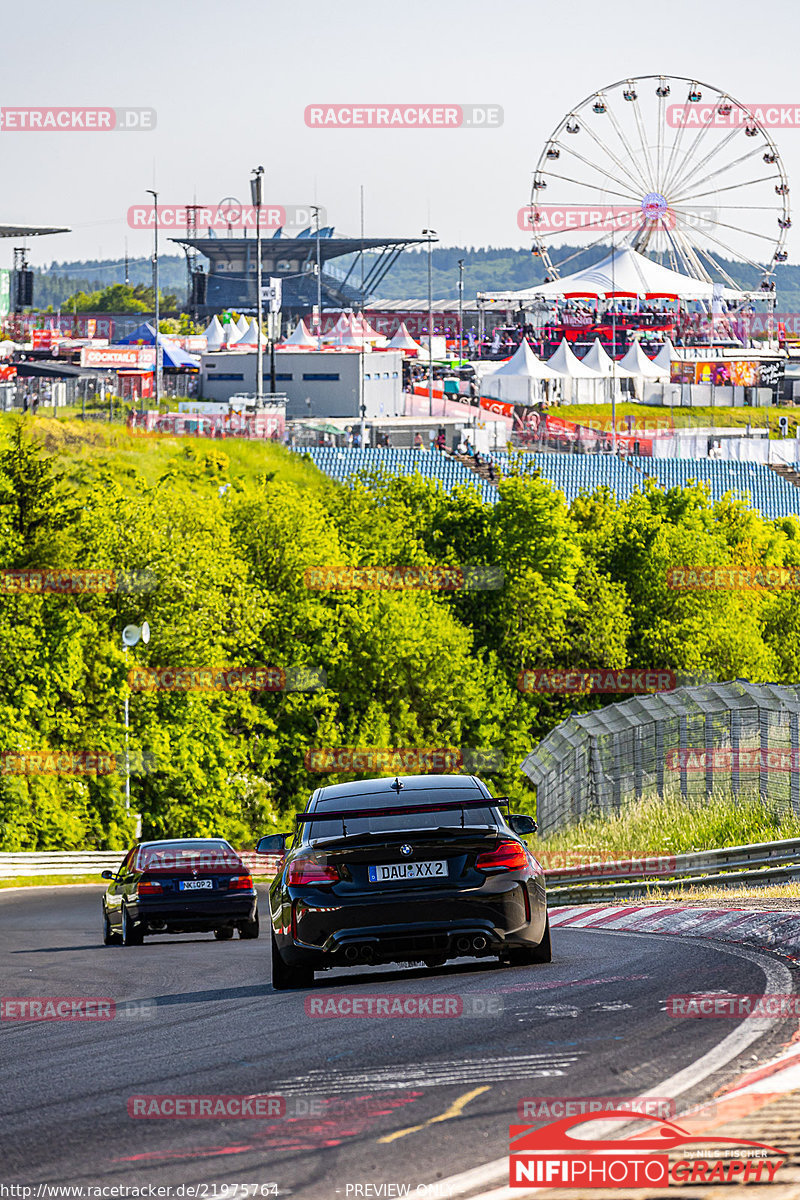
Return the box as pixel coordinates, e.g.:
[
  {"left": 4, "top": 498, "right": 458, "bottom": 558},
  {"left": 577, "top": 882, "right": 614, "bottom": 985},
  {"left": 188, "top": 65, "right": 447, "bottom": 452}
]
[{"left": 297, "top": 797, "right": 510, "bottom": 825}]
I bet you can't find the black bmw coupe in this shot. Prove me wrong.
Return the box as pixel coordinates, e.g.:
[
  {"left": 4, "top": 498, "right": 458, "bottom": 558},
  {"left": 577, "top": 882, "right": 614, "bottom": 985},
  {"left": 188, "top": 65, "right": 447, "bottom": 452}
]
[
  {"left": 258, "top": 773, "right": 550, "bottom": 989},
  {"left": 101, "top": 838, "right": 259, "bottom": 945}
]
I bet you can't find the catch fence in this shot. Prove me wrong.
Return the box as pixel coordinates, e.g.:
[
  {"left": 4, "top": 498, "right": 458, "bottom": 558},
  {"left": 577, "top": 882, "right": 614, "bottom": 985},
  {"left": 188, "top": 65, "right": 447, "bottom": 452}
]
[{"left": 521, "top": 681, "right": 800, "bottom": 834}]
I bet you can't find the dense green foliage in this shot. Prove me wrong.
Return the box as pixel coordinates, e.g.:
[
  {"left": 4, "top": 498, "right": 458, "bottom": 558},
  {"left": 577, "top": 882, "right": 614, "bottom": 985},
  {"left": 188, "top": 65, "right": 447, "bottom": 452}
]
[{"left": 0, "top": 418, "right": 798, "bottom": 852}]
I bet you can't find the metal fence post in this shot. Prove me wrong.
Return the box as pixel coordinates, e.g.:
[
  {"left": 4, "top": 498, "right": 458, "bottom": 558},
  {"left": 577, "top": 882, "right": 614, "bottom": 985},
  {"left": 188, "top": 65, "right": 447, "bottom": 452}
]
[
  {"left": 759, "top": 705, "right": 769, "bottom": 801},
  {"left": 655, "top": 719, "right": 664, "bottom": 798},
  {"left": 705, "top": 712, "right": 715, "bottom": 795},
  {"left": 679, "top": 715, "right": 688, "bottom": 798},
  {"left": 731, "top": 707, "right": 740, "bottom": 796}
]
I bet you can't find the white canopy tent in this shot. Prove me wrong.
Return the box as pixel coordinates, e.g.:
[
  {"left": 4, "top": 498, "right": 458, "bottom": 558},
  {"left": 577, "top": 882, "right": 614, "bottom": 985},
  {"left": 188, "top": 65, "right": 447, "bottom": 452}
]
[
  {"left": 221, "top": 321, "right": 242, "bottom": 348},
  {"left": 481, "top": 338, "right": 560, "bottom": 405},
  {"left": 204, "top": 316, "right": 225, "bottom": 352},
  {"left": 479, "top": 245, "right": 750, "bottom": 305},
  {"left": 387, "top": 322, "right": 424, "bottom": 353},
  {"left": 236, "top": 318, "right": 268, "bottom": 348},
  {"left": 653, "top": 337, "right": 678, "bottom": 372},
  {"left": 282, "top": 318, "right": 317, "bottom": 348},
  {"left": 546, "top": 337, "right": 604, "bottom": 403},
  {"left": 581, "top": 338, "right": 637, "bottom": 378},
  {"left": 619, "top": 340, "right": 669, "bottom": 378},
  {"left": 235, "top": 315, "right": 250, "bottom": 337}
]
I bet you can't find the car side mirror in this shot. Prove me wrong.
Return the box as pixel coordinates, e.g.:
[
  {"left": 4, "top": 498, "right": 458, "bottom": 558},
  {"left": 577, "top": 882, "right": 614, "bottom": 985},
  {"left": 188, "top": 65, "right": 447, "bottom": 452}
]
[
  {"left": 101, "top": 869, "right": 115, "bottom": 880},
  {"left": 508, "top": 814, "right": 537, "bottom": 836},
  {"left": 257, "top": 833, "right": 289, "bottom": 854}
]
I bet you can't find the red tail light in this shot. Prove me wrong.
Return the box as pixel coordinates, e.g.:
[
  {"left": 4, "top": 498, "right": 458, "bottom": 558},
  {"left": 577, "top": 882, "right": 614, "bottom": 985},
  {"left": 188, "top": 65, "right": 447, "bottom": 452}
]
[
  {"left": 286, "top": 858, "right": 339, "bottom": 886},
  {"left": 137, "top": 879, "right": 163, "bottom": 894},
  {"left": 229, "top": 874, "right": 254, "bottom": 890},
  {"left": 475, "top": 840, "right": 529, "bottom": 872}
]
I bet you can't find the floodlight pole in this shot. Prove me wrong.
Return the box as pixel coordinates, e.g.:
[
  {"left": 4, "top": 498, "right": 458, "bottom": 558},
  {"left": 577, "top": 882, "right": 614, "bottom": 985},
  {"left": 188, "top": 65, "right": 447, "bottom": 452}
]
[
  {"left": 252, "top": 167, "right": 264, "bottom": 404},
  {"left": 123, "top": 645, "right": 130, "bottom": 811},
  {"left": 457, "top": 259, "right": 464, "bottom": 368},
  {"left": 423, "top": 229, "right": 436, "bottom": 417},
  {"left": 146, "top": 190, "right": 161, "bottom": 408},
  {"left": 311, "top": 206, "right": 322, "bottom": 350}
]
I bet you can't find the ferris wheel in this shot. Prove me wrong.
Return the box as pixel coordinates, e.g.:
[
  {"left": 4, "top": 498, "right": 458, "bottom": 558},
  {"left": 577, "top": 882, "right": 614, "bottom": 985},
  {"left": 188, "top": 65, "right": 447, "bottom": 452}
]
[{"left": 529, "top": 75, "right": 790, "bottom": 292}]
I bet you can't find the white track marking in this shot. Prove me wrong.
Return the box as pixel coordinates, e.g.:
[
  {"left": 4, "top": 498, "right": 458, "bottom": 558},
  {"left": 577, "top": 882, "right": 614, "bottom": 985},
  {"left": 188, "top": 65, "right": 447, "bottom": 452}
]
[{"left": 424, "top": 935, "right": 793, "bottom": 1198}]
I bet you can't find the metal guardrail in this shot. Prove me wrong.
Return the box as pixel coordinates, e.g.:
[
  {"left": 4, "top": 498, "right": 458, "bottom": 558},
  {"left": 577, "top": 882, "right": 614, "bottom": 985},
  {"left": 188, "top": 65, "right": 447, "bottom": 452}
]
[
  {"left": 543, "top": 836, "right": 800, "bottom": 903},
  {"left": 0, "top": 851, "right": 283, "bottom": 880},
  {"left": 3, "top": 838, "right": 799, "bottom": 901}
]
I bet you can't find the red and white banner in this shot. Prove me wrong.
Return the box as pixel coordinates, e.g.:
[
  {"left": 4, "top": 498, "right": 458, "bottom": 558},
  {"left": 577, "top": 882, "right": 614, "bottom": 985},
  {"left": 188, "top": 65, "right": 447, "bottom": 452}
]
[{"left": 80, "top": 346, "right": 155, "bottom": 369}]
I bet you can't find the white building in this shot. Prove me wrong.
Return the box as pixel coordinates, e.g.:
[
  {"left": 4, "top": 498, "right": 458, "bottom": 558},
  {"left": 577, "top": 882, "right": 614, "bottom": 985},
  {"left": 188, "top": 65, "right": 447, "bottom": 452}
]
[{"left": 201, "top": 349, "right": 403, "bottom": 419}]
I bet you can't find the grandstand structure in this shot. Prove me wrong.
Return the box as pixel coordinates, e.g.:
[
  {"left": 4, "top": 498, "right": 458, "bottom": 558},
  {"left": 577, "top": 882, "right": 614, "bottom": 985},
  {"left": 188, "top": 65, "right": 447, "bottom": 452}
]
[
  {"left": 293, "top": 447, "right": 800, "bottom": 521},
  {"left": 292, "top": 447, "right": 497, "bottom": 503}
]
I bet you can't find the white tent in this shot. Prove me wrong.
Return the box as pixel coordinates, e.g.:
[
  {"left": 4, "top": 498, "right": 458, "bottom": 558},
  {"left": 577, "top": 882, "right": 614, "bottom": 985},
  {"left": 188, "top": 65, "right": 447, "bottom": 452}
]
[
  {"left": 353, "top": 312, "right": 385, "bottom": 342},
  {"left": 547, "top": 337, "right": 602, "bottom": 378},
  {"left": 653, "top": 337, "right": 678, "bottom": 372},
  {"left": 387, "top": 322, "right": 424, "bottom": 353},
  {"left": 237, "top": 318, "right": 268, "bottom": 348},
  {"left": 547, "top": 337, "right": 603, "bottom": 403},
  {"left": 236, "top": 315, "right": 250, "bottom": 337},
  {"left": 282, "top": 318, "right": 317, "bottom": 348},
  {"left": 325, "top": 312, "right": 355, "bottom": 342},
  {"left": 481, "top": 338, "right": 560, "bottom": 405},
  {"left": 581, "top": 338, "right": 637, "bottom": 378},
  {"left": 221, "top": 321, "right": 242, "bottom": 347},
  {"left": 479, "top": 244, "right": 749, "bottom": 304},
  {"left": 619, "top": 340, "right": 669, "bottom": 378},
  {"left": 204, "top": 315, "right": 225, "bottom": 352}
]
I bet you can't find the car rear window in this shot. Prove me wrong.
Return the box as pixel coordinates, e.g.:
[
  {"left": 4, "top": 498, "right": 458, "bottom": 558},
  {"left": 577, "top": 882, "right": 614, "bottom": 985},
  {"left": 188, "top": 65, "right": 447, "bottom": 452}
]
[
  {"left": 136, "top": 841, "right": 242, "bottom": 872},
  {"left": 305, "top": 793, "right": 500, "bottom": 840}
]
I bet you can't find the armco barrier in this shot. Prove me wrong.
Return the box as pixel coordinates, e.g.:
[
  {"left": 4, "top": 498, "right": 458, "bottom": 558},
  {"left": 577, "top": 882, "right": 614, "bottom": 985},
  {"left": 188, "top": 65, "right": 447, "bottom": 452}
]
[
  {"left": 3, "top": 837, "right": 799, "bottom": 896},
  {"left": 0, "top": 851, "right": 283, "bottom": 879},
  {"left": 543, "top": 835, "right": 800, "bottom": 903}
]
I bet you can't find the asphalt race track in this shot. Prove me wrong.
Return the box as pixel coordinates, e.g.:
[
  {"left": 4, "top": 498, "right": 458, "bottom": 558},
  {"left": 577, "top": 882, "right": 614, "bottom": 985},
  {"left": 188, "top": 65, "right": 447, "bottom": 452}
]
[{"left": 1, "top": 886, "right": 796, "bottom": 1198}]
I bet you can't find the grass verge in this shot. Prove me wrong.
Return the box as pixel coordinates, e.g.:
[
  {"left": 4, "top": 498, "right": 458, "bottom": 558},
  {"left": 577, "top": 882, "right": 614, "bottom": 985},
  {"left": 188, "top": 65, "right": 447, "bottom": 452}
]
[{"left": 537, "top": 793, "right": 800, "bottom": 862}]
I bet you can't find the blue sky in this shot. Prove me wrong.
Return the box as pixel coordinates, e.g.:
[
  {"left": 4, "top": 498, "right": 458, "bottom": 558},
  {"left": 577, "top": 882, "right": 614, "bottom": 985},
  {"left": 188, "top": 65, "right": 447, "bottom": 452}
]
[{"left": 4, "top": 0, "right": 798, "bottom": 279}]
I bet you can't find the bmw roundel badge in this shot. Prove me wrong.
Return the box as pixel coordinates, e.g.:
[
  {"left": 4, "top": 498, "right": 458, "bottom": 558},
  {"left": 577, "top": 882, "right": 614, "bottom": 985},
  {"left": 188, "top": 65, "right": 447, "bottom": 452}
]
[{"left": 400, "top": 844, "right": 413, "bottom": 857}]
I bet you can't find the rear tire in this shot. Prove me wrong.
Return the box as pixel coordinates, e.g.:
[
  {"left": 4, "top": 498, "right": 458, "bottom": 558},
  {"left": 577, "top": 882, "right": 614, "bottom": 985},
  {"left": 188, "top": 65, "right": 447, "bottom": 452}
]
[
  {"left": 121, "top": 906, "right": 144, "bottom": 946},
  {"left": 214, "top": 927, "right": 234, "bottom": 940},
  {"left": 103, "top": 909, "right": 121, "bottom": 946},
  {"left": 238, "top": 913, "right": 260, "bottom": 939},
  {"left": 271, "top": 930, "right": 314, "bottom": 990},
  {"left": 506, "top": 916, "right": 551, "bottom": 964}
]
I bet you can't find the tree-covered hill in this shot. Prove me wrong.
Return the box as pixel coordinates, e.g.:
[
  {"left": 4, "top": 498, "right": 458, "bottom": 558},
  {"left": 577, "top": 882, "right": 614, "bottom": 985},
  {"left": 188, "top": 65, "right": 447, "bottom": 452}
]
[{"left": 0, "top": 418, "right": 798, "bottom": 851}]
